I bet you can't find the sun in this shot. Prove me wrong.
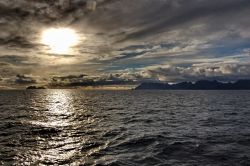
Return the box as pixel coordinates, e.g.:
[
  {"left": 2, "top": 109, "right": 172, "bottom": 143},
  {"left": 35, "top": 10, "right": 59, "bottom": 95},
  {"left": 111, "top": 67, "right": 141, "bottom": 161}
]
[{"left": 41, "top": 28, "right": 79, "bottom": 54}]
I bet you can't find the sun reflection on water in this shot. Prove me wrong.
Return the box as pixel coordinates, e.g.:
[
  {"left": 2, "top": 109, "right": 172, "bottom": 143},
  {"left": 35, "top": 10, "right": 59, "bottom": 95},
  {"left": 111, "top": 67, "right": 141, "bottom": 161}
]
[
  {"left": 24, "top": 90, "right": 84, "bottom": 165},
  {"left": 12, "top": 90, "right": 104, "bottom": 165},
  {"left": 29, "top": 90, "right": 73, "bottom": 127},
  {"left": 44, "top": 91, "right": 73, "bottom": 127}
]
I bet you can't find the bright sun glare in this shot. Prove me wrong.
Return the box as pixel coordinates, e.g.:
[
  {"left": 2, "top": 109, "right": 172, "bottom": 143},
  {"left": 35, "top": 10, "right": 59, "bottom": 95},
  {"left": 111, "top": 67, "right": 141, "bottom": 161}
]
[{"left": 41, "top": 28, "right": 79, "bottom": 54}]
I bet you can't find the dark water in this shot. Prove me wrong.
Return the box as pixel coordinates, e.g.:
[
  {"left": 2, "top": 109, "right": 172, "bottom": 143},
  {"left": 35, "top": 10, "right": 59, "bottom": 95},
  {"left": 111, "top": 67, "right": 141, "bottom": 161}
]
[{"left": 0, "top": 90, "right": 250, "bottom": 166}]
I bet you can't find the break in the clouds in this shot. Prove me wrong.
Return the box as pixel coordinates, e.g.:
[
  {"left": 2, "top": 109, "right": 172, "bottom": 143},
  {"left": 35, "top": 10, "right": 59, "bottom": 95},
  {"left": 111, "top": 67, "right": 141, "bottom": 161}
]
[{"left": 1, "top": 0, "right": 250, "bottom": 88}]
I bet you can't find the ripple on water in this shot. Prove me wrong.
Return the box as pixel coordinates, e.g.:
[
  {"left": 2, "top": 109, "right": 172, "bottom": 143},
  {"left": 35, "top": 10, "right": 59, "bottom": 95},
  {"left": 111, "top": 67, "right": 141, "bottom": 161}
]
[{"left": 0, "top": 90, "right": 250, "bottom": 165}]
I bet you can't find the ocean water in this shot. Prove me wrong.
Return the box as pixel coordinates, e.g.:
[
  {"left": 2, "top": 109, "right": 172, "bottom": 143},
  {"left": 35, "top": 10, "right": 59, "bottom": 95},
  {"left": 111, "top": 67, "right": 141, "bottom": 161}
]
[{"left": 0, "top": 90, "right": 250, "bottom": 166}]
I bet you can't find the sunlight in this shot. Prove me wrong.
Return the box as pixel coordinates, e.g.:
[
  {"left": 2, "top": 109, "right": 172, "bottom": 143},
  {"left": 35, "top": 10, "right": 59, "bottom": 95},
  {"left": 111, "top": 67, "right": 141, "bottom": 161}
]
[
  {"left": 45, "top": 91, "right": 72, "bottom": 127},
  {"left": 29, "top": 90, "right": 74, "bottom": 128},
  {"left": 41, "top": 28, "right": 79, "bottom": 54}
]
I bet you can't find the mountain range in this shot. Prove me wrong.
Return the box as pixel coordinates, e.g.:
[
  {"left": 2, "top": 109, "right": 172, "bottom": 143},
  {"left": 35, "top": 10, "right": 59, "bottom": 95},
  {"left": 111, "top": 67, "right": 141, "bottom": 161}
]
[{"left": 135, "top": 80, "right": 250, "bottom": 90}]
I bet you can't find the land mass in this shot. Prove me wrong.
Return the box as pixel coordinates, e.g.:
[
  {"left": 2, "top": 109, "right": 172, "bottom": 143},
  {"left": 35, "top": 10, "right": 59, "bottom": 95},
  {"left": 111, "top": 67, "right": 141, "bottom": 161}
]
[
  {"left": 26, "top": 86, "right": 46, "bottom": 90},
  {"left": 135, "top": 80, "right": 250, "bottom": 90}
]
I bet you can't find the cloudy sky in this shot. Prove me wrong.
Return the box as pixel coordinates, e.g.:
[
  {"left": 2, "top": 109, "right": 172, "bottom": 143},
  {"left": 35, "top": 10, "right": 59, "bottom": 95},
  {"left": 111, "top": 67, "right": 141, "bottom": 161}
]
[{"left": 1, "top": 0, "right": 250, "bottom": 88}]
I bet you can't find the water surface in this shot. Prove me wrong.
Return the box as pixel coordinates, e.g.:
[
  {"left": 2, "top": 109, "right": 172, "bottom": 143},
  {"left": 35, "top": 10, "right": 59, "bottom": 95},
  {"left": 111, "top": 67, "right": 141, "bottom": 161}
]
[{"left": 0, "top": 90, "right": 250, "bottom": 165}]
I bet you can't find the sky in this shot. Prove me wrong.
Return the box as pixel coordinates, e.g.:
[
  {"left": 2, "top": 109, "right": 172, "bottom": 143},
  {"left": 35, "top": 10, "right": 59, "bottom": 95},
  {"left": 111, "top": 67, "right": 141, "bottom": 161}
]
[{"left": 1, "top": 0, "right": 250, "bottom": 88}]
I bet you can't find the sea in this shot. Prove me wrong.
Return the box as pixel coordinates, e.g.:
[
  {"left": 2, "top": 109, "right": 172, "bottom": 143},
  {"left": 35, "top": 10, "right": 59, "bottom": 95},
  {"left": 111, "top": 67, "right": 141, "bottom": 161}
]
[{"left": 0, "top": 90, "right": 250, "bottom": 166}]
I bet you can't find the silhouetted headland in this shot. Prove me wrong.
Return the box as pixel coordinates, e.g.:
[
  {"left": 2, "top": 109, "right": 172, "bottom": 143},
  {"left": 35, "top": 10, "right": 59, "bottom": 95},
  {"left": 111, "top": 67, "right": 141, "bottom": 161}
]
[
  {"left": 135, "top": 80, "right": 250, "bottom": 90},
  {"left": 26, "top": 86, "right": 46, "bottom": 90}
]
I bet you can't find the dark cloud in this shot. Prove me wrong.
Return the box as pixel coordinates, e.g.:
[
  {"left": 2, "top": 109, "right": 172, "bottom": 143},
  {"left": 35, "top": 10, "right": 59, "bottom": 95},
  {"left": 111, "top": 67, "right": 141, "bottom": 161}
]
[
  {"left": 0, "top": 5, "right": 30, "bottom": 19},
  {"left": 49, "top": 73, "right": 137, "bottom": 87},
  {"left": 0, "top": 36, "right": 37, "bottom": 48},
  {"left": 0, "top": 55, "right": 36, "bottom": 66},
  {"left": 118, "top": 0, "right": 250, "bottom": 41},
  {"left": 50, "top": 74, "right": 90, "bottom": 86},
  {"left": 14, "top": 74, "right": 37, "bottom": 84}
]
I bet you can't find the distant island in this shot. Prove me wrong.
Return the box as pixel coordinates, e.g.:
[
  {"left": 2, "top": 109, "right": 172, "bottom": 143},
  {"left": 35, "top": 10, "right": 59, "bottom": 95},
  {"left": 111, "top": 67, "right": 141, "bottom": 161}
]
[
  {"left": 26, "top": 86, "right": 46, "bottom": 90},
  {"left": 135, "top": 80, "right": 250, "bottom": 90}
]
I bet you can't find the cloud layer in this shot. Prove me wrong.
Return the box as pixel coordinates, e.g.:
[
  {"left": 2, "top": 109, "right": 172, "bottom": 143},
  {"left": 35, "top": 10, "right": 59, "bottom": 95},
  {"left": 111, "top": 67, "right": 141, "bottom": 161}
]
[{"left": 1, "top": 0, "right": 250, "bottom": 88}]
